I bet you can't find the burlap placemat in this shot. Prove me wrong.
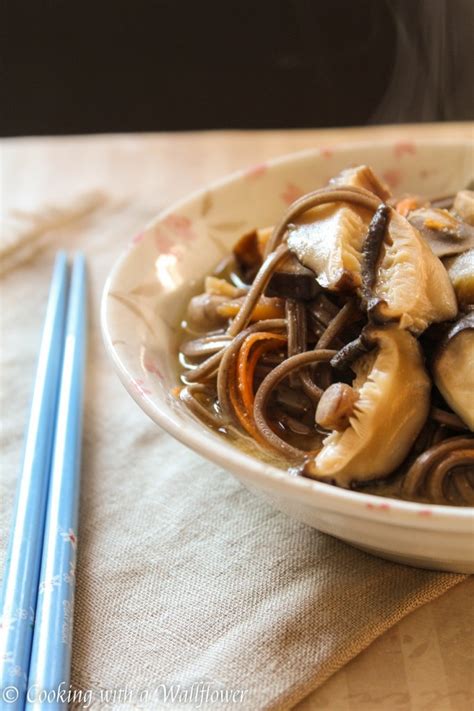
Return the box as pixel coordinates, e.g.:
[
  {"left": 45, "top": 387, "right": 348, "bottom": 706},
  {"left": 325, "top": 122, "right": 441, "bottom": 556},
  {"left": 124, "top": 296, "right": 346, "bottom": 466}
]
[{"left": 0, "top": 196, "right": 464, "bottom": 711}]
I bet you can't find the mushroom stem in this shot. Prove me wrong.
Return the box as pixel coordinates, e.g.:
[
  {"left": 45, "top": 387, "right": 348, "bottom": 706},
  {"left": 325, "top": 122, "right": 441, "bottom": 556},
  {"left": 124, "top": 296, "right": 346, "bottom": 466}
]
[
  {"left": 315, "top": 383, "right": 359, "bottom": 431},
  {"left": 330, "top": 332, "right": 374, "bottom": 371}
]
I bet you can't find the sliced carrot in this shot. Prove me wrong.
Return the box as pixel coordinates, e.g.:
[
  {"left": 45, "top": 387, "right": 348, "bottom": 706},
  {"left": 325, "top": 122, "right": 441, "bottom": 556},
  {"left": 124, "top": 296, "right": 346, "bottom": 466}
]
[
  {"left": 217, "top": 296, "right": 285, "bottom": 321},
  {"left": 228, "top": 331, "right": 286, "bottom": 443},
  {"left": 237, "top": 332, "right": 287, "bottom": 413},
  {"left": 395, "top": 196, "right": 422, "bottom": 217},
  {"left": 425, "top": 216, "right": 452, "bottom": 230},
  {"left": 242, "top": 342, "right": 277, "bottom": 411},
  {"left": 204, "top": 276, "right": 242, "bottom": 298},
  {"left": 229, "top": 376, "right": 263, "bottom": 441}
]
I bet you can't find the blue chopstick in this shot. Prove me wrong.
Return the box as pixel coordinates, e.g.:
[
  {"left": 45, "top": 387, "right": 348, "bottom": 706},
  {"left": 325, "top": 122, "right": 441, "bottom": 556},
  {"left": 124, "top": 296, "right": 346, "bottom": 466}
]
[
  {"left": 0, "top": 253, "right": 69, "bottom": 711},
  {"left": 26, "top": 254, "right": 87, "bottom": 710}
]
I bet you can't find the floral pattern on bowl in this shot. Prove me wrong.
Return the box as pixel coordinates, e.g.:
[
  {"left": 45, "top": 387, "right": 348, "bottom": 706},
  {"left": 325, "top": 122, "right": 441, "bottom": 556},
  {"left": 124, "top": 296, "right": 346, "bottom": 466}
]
[{"left": 102, "top": 139, "right": 474, "bottom": 573}]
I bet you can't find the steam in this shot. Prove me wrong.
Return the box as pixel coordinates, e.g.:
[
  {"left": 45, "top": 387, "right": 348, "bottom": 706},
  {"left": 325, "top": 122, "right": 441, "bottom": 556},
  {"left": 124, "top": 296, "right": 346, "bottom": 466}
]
[{"left": 371, "top": 0, "right": 473, "bottom": 123}]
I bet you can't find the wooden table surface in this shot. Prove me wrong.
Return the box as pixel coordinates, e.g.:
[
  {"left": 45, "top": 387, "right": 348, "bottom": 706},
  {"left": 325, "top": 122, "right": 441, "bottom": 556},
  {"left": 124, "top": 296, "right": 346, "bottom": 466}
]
[{"left": 1, "top": 123, "right": 473, "bottom": 711}]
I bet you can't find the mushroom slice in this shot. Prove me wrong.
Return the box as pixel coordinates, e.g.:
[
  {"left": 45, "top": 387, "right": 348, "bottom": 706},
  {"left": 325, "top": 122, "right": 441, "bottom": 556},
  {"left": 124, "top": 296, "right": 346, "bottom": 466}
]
[
  {"left": 265, "top": 253, "right": 320, "bottom": 300},
  {"left": 371, "top": 210, "right": 458, "bottom": 333},
  {"left": 287, "top": 202, "right": 373, "bottom": 291},
  {"left": 432, "top": 312, "right": 474, "bottom": 431},
  {"left": 185, "top": 293, "right": 229, "bottom": 332},
  {"left": 444, "top": 248, "right": 474, "bottom": 306},
  {"left": 288, "top": 201, "right": 456, "bottom": 331},
  {"left": 304, "top": 326, "right": 431, "bottom": 486},
  {"left": 407, "top": 207, "right": 474, "bottom": 257},
  {"left": 329, "top": 165, "right": 391, "bottom": 201},
  {"left": 453, "top": 190, "right": 474, "bottom": 226},
  {"left": 205, "top": 276, "right": 246, "bottom": 298},
  {"left": 233, "top": 226, "right": 273, "bottom": 270}
]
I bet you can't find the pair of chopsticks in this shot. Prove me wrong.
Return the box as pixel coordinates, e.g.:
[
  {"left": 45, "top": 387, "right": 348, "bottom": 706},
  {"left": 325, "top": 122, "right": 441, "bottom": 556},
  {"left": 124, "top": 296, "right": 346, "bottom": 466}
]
[{"left": 0, "top": 253, "right": 87, "bottom": 710}]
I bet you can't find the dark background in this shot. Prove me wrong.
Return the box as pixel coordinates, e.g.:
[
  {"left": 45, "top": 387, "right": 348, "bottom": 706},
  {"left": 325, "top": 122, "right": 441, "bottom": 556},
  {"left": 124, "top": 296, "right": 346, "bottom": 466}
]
[{"left": 2, "top": 0, "right": 473, "bottom": 137}]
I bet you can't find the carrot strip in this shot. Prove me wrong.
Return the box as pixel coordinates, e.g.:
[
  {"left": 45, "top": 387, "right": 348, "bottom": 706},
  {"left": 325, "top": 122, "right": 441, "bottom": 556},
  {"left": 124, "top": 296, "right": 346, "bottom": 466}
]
[
  {"left": 229, "top": 377, "right": 263, "bottom": 441},
  {"left": 237, "top": 332, "right": 287, "bottom": 414},
  {"left": 217, "top": 296, "right": 285, "bottom": 321},
  {"left": 228, "top": 331, "right": 286, "bottom": 443},
  {"left": 395, "top": 196, "right": 422, "bottom": 217}
]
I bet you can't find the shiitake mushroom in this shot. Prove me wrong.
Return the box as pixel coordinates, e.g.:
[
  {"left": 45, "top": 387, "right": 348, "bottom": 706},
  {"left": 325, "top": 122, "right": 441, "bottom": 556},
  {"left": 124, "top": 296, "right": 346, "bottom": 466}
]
[
  {"left": 453, "top": 190, "right": 474, "bottom": 226},
  {"left": 444, "top": 248, "right": 474, "bottom": 306},
  {"left": 367, "top": 210, "right": 458, "bottom": 333},
  {"left": 407, "top": 206, "right": 474, "bottom": 257},
  {"left": 329, "top": 164, "right": 391, "bottom": 201},
  {"left": 287, "top": 199, "right": 457, "bottom": 333},
  {"left": 265, "top": 253, "right": 320, "bottom": 300},
  {"left": 304, "top": 326, "right": 431, "bottom": 487},
  {"left": 432, "top": 311, "right": 474, "bottom": 431}
]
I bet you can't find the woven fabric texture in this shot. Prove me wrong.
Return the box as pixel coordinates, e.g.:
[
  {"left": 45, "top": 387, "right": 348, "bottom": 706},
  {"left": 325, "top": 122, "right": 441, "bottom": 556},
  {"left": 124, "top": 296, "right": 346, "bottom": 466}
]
[{"left": 0, "top": 196, "right": 464, "bottom": 711}]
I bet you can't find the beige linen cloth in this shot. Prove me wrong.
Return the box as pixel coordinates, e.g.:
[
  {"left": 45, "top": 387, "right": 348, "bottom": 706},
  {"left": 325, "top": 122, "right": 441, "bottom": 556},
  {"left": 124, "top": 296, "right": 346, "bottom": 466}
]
[{"left": 0, "top": 193, "right": 467, "bottom": 711}]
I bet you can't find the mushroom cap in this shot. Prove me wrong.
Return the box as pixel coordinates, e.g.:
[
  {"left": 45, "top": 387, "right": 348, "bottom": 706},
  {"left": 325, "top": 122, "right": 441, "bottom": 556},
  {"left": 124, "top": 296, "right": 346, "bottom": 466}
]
[
  {"left": 432, "top": 312, "right": 474, "bottom": 431},
  {"left": 444, "top": 248, "right": 474, "bottom": 306},
  {"left": 306, "top": 326, "right": 431, "bottom": 486},
  {"left": 372, "top": 210, "right": 458, "bottom": 333},
  {"left": 407, "top": 207, "right": 474, "bottom": 257},
  {"left": 329, "top": 164, "right": 392, "bottom": 201},
  {"left": 287, "top": 202, "right": 372, "bottom": 291},
  {"left": 288, "top": 204, "right": 457, "bottom": 333},
  {"left": 453, "top": 190, "right": 474, "bottom": 226},
  {"left": 185, "top": 293, "right": 228, "bottom": 332}
]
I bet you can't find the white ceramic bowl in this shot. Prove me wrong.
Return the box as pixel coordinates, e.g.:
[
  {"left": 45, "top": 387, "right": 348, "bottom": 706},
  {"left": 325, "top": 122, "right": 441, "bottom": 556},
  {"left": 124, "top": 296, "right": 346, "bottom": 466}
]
[{"left": 101, "top": 139, "right": 474, "bottom": 573}]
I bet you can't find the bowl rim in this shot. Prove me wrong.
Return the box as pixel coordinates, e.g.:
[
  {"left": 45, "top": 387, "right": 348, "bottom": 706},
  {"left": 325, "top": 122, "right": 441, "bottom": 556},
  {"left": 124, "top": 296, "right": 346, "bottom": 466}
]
[{"left": 101, "top": 138, "right": 474, "bottom": 532}]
